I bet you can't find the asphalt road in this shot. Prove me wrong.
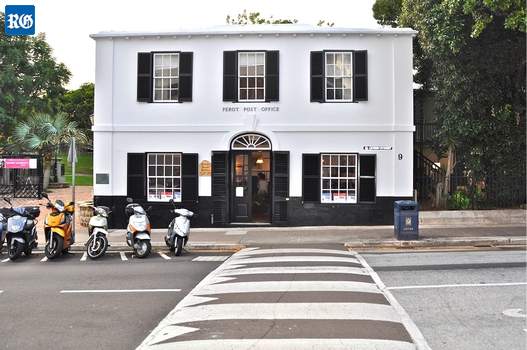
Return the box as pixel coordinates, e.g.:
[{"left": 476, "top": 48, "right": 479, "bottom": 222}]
[
  {"left": 362, "top": 249, "right": 527, "bottom": 350},
  {"left": 0, "top": 250, "right": 229, "bottom": 350}
]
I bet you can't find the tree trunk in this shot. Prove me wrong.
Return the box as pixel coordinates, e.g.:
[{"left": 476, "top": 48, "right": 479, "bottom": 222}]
[
  {"left": 42, "top": 157, "right": 52, "bottom": 190},
  {"left": 441, "top": 145, "right": 455, "bottom": 208}
]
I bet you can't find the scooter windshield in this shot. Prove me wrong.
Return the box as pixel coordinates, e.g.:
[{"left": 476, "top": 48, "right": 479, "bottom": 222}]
[{"left": 134, "top": 206, "right": 146, "bottom": 215}]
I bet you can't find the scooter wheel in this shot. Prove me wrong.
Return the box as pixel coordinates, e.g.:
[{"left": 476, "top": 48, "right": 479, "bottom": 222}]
[
  {"left": 24, "top": 247, "right": 33, "bottom": 256},
  {"left": 174, "top": 237, "right": 184, "bottom": 256},
  {"left": 87, "top": 235, "right": 108, "bottom": 260},
  {"left": 134, "top": 240, "right": 151, "bottom": 259},
  {"left": 8, "top": 240, "right": 24, "bottom": 260},
  {"left": 45, "top": 236, "right": 63, "bottom": 259}
]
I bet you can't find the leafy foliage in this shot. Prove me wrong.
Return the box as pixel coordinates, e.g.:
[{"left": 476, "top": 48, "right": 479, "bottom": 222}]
[
  {"left": 0, "top": 12, "right": 71, "bottom": 149},
  {"left": 60, "top": 83, "right": 94, "bottom": 140},
  {"left": 373, "top": 0, "right": 526, "bottom": 185},
  {"left": 448, "top": 190, "right": 471, "bottom": 209},
  {"left": 11, "top": 112, "right": 88, "bottom": 160},
  {"left": 226, "top": 10, "right": 334, "bottom": 26},
  {"left": 372, "top": 0, "right": 402, "bottom": 27}
]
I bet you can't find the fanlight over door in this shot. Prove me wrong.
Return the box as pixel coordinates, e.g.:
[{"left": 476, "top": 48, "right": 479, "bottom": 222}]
[{"left": 231, "top": 133, "right": 271, "bottom": 150}]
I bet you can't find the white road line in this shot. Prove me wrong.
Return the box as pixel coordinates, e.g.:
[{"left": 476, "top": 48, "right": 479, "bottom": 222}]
[
  {"left": 80, "top": 252, "right": 87, "bottom": 261},
  {"left": 193, "top": 256, "right": 229, "bottom": 262},
  {"left": 0, "top": 290, "right": 3, "bottom": 293},
  {"left": 224, "top": 230, "right": 247, "bottom": 236},
  {"left": 158, "top": 252, "right": 171, "bottom": 260},
  {"left": 120, "top": 252, "right": 128, "bottom": 261},
  {"left": 194, "top": 280, "right": 380, "bottom": 295},
  {"left": 1, "top": 258, "right": 10, "bottom": 263},
  {"left": 231, "top": 255, "right": 360, "bottom": 264},
  {"left": 355, "top": 253, "right": 431, "bottom": 350},
  {"left": 388, "top": 282, "right": 527, "bottom": 290},
  {"left": 60, "top": 289, "right": 181, "bottom": 294},
  {"left": 217, "top": 266, "right": 369, "bottom": 276},
  {"left": 159, "top": 302, "right": 401, "bottom": 324},
  {"left": 142, "top": 339, "right": 416, "bottom": 350},
  {"left": 40, "top": 256, "right": 48, "bottom": 262},
  {"left": 235, "top": 248, "right": 356, "bottom": 256}
]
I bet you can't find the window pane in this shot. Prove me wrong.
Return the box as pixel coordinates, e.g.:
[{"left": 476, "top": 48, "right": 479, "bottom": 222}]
[
  {"left": 157, "top": 166, "right": 164, "bottom": 176},
  {"left": 326, "top": 65, "right": 334, "bottom": 76},
  {"left": 165, "top": 178, "right": 173, "bottom": 188},
  {"left": 248, "top": 66, "right": 255, "bottom": 75},
  {"left": 162, "top": 78, "right": 169, "bottom": 89},
  {"left": 343, "top": 78, "right": 352, "bottom": 89},
  {"left": 335, "top": 89, "right": 343, "bottom": 100},
  {"left": 148, "top": 178, "right": 156, "bottom": 188},
  {"left": 239, "top": 53, "right": 247, "bottom": 66},
  {"left": 162, "top": 90, "right": 170, "bottom": 100},
  {"left": 174, "top": 166, "right": 181, "bottom": 177},
  {"left": 335, "top": 53, "right": 342, "bottom": 65},
  {"left": 331, "top": 155, "right": 338, "bottom": 165},
  {"left": 240, "top": 89, "right": 247, "bottom": 100},
  {"left": 326, "top": 89, "right": 334, "bottom": 100},
  {"left": 174, "top": 178, "right": 181, "bottom": 189},
  {"left": 339, "top": 179, "right": 347, "bottom": 189},
  {"left": 322, "top": 155, "right": 330, "bottom": 165},
  {"left": 326, "top": 53, "right": 334, "bottom": 64},
  {"left": 256, "top": 77, "right": 264, "bottom": 88},
  {"left": 154, "top": 67, "right": 162, "bottom": 77},
  {"left": 170, "top": 68, "right": 178, "bottom": 76},
  {"left": 335, "top": 78, "right": 342, "bottom": 88},
  {"left": 349, "top": 155, "right": 356, "bottom": 166},
  {"left": 148, "top": 154, "right": 156, "bottom": 164},
  {"left": 256, "top": 65, "right": 264, "bottom": 75},
  {"left": 256, "top": 89, "right": 264, "bottom": 100},
  {"left": 322, "top": 190, "right": 330, "bottom": 202},
  {"left": 322, "top": 167, "right": 330, "bottom": 177},
  {"left": 248, "top": 89, "right": 255, "bottom": 100},
  {"left": 165, "top": 166, "right": 173, "bottom": 176},
  {"left": 155, "top": 79, "right": 162, "bottom": 88},
  {"left": 343, "top": 89, "right": 351, "bottom": 100},
  {"left": 170, "top": 54, "right": 178, "bottom": 66},
  {"left": 165, "top": 155, "right": 173, "bottom": 165},
  {"left": 335, "top": 65, "right": 342, "bottom": 76},
  {"left": 240, "top": 78, "right": 247, "bottom": 88},
  {"left": 169, "top": 90, "right": 177, "bottom": 100},
  {"left": 349, "top": 167, "right": 356, "bottom": 177},
  {"left": 331, "top": 179, "right": 338, "bottom": 189},
  {"left": 322, "top": 179, "right": 330, "bottom": 189},
  {"left": 339, "top": 167, "right": 347, "bottom": 177},
  {"left": 344, "top": 65, "right": 351, "bottom": 76},
  {"left": 240, "top": 66, "right": 247, "bottom": 76},
  {"left": 248, "top": 78, "right": 255, "bottom": 88},
  {"left": 149, "top": 166, "right": 156, "bottom": 176},
  {"left": 156, "top": 178, "right": 164, "bottom": 188},
  {"left": 256, "top": 53, "right": 264, "bottom": 65},
  {"left": 154, "top": 55, "right": 162, "bottom": 66},
  {"left": 331, "top": 167, "right": 338, "bottom": 177},
  {"left": 162, "top": 68, "right": 171, "bottom": 76},
  {"left": 326, "top": 78, "right": 334, "bottom": 88},
  {"left": 154, "top": 90, "right": 162, "bottom": 100}
]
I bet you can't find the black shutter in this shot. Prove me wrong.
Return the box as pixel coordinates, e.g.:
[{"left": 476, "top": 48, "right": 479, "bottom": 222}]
[
  {"left": 310, "top": 51, "right": 324, "bottom": 102},
  {"left": 182, "top": 153, "right": 199, "bottom": 203},
  {"left": 272, "top": 151, "right": 289, "bottom": 224},
  {"left": 359, "top": 154, "right": 376, "bottom": 202},
  {"left": 127, "top": 153, "right": 146, "bottom": 200},
  {"left": 353, "top": 50, "right": 368, "bottom": 101},
  {"left": 302, "top": 154, "right": 321, "bottom": 202},
  {"left": 265, "top": 51, "right": 279, "bottom": 101},
  {"left": 211, "top": 152, "right": 229, "bottom": 225},
  {"left": 179, "top": 52, "right": 193, "bottom": 102},
  {"left": 223, "top": 51, "right": 238, "bottom": 102},
  {"left": 137, "top": 53, "right": 152, "bottom": 102}
]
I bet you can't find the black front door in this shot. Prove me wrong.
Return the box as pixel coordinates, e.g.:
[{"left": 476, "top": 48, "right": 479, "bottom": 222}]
[{"left": 231, "top": 151, "right": 271, "bottom": 223}]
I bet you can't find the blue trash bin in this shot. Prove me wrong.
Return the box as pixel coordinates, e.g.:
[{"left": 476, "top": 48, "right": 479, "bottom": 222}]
[{"left": 394, "top": 200, "right": 419, "bottom": 240}]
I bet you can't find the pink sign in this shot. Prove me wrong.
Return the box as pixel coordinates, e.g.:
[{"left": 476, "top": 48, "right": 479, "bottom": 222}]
[{"left": 0, "top": 158, "right": 37, "bottom": 169}]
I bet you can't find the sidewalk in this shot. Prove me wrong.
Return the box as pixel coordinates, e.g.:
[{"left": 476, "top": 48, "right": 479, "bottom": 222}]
[{"left": 70, "top": 224, "right": 526, "bottom": 251}]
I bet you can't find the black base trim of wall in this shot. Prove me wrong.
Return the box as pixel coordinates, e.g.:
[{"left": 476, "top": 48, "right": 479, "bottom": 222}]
[{"left": 94, "top": 195, "right": 412, "bottom": 229}]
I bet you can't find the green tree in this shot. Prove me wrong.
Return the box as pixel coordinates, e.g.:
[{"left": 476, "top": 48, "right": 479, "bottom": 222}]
[
  {"left": 226, "top": 10, "right": 334, "bottom": 26},
  {"left": 60, "top": 83, "right": 94, "bottom": 142},
  {"left": 12, "top": 112, "right": 88, "bottom": 188},
  {"left": 374, "top": 0, "right": 526, "bottom": 205},
  {"left": 0, "top": 12, "right": 71, "bottom": 148}
]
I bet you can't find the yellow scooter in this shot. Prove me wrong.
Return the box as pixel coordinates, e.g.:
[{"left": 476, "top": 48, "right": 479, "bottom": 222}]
[{"left": 42, "top": 193, "right": 75, "bottom": 259}]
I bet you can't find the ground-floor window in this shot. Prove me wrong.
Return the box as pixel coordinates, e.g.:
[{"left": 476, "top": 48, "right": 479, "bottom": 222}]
[
  {"left": 147, "top": 153, "right": 182, "bottom": 202},
  {"left": 320, "top": 154, "right": 357, "bottom": 203}
]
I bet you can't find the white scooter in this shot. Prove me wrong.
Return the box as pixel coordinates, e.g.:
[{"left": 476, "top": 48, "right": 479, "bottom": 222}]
[
  {"left": 125, "top": 198, "right": 152, "bottom": 258},
  {"left": 86, "top": 205, "right": 110, "bottom": 259},
  {"left": 165, "top": 199, "right": 194, "bottom": 256}
]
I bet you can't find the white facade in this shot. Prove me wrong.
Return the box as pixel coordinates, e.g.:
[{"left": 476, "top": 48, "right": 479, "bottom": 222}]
[{"left": 91, "top": 25, "right": 415, "bottom": 219}]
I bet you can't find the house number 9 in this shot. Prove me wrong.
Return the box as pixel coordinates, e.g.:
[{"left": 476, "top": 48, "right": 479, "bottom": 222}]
[{"left": 398, "top": 154, "right": 403, "bottom": 160}]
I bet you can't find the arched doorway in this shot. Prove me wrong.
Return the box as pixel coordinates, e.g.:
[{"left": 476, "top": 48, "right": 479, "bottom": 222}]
[{"left": 230, "top": 133, "right": 272, "bottom": 223}]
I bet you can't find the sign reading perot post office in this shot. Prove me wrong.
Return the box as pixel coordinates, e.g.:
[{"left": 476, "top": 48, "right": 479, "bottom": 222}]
[{"left": 222, "top": 106, "right": 279, "bottom": 113}]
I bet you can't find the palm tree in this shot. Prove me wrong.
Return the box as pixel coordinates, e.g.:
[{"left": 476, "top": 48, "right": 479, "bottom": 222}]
[{"left": 13, "top": 112, "right": 88, "bottom": 189}]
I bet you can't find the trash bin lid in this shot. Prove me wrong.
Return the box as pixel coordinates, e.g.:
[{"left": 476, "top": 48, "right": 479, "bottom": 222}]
[{"left": 394, "top": 200, "right": 418, "bottom": 209}]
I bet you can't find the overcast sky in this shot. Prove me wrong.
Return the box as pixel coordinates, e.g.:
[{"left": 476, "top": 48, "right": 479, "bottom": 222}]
[{"left": 2, "top": 0, "right": 379, "bottom": 89}]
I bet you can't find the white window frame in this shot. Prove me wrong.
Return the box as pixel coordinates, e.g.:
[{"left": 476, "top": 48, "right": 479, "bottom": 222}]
[
  {"left": 325, "top": 51, "right": 353, "bottom": 102},
  {"left": 153, "top": 53, "right": 180, "bottom": 102},
  {"left": 147, "top": 153, "right": 182, "bottom": 202},
  {"left": 320, "top": 153, "right": 357, "bottom": 204},
  {"left": 238, "top": 52, "right": 266, "bottom": 102}
]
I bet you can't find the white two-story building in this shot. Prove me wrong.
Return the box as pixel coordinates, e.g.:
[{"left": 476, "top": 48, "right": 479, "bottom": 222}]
[{"left": 90, "top": 24, "right": 416, "bottom": 228}]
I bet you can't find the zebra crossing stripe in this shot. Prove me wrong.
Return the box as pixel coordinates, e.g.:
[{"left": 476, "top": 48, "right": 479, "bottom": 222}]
[
  {"left": 194, "top": 280, "right": 380, "bottom": 295},
  {"left": 144, "top": 338, "right": 416, "bottom": 350},
  {"left": 192, "top": 256, "right": 229, "bottom": 262},
  {"left": 235, "top": 248, "right": 356, "bottom": 256},
  {"left": 229, "top": 255, "right": 361, "bottom": 264},
  {"left": 159, "top": 302, "right": 401, "bottom": 324},
  {"left": 217, "top": 265, "right": 369, "bottom": 276}
]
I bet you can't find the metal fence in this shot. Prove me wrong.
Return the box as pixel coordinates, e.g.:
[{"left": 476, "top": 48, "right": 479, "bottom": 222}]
[{"left": 0, "top": 155, "right": 43, "bottom": 198}]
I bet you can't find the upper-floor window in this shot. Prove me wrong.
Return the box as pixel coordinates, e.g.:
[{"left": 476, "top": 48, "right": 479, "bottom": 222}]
[
  {"left": 238, "top": 52, "right": 265, "bottom": 101},
  {"left": 153, "top": 53, "right": 179, "bottom": 102},
  {"left": 325, "top": 52, "right": 352, "bottom": 101}
]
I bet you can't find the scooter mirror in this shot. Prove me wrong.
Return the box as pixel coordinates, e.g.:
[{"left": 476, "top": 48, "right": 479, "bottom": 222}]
[
  {"left": 41, "top": 192, "right": 49, "bottom": 200},
  {"left": 3, "top": 197, "right": 11, "bottom": 205},
  {"left": 147, "top": 206, "right": 153, "bottom": 211},
  {"left": 126, "top": 197, "right": 133, "bottom": 203}
]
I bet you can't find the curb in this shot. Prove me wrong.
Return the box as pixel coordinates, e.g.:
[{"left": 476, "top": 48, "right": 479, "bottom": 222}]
[
  {"left": 345, "top": 236, "right": 527, "bottom": 249},
  {"left": 30, "top": 242, "right": 246, "bottom": 253}
]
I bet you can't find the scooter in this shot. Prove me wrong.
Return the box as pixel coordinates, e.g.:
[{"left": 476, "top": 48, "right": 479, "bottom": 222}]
[
  {"left": 86, "top": 205, "right": 110, "bottom": 259},
  {"left": 125, "top": 198, "right": 152, "bottom": 258},
  {"left": 165, "top": 199, "right": 193, "bottom": 256},
  {"left": 0, "top": 209, "right": 8, "bottom": 253},
  {"left": 3, "top": 197, "right": 39, "bottom": 260},
  {"left": 42, "top": 193, "right": 75, "bottom": 259}
]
